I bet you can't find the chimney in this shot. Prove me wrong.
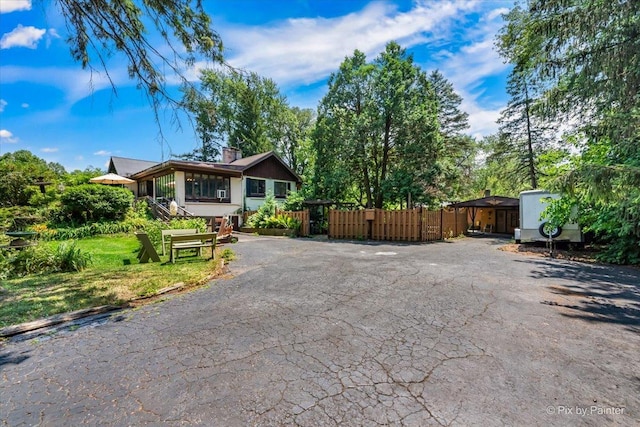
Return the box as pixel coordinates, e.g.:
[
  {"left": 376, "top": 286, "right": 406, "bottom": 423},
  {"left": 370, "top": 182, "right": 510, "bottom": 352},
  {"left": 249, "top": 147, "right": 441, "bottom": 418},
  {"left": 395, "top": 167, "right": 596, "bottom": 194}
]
[
  {"left": 222, "top": 147, "right": 242, "bottom": 163},
  {"left": 484, "top": 189, "right": 491, "bottom": 198}
]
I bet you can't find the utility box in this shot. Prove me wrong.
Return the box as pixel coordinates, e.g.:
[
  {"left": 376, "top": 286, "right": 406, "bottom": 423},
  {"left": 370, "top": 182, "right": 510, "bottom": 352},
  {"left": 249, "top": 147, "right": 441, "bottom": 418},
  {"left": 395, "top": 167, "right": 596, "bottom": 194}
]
[{"left": 518, "top": 190, "right": 583, "bottom": 243}]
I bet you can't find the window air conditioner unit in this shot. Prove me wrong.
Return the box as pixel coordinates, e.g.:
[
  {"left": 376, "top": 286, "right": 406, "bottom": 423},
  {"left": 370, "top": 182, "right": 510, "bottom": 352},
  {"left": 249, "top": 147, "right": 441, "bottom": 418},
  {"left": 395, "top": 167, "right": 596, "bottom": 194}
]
[{"left": 217, "top": 189, "right": 227, "bottom": 199}]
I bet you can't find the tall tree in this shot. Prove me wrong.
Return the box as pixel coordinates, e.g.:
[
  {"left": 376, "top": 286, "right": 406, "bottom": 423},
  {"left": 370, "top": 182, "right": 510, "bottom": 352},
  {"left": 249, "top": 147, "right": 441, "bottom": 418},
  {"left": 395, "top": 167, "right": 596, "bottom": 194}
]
[
  {"left": 495, "top": 70, "right": 554, "bottom": 190},
  {"left": 498, "top": 0, "right": 640, "bottom": 263},
  {"left": 182, "top": 69, "right": 289, "bottom": 159},
  {"left": 179, "top": 87, "right": 221, "bottom": 162},
  {"left": 312, "top": 50, "right": 372, "bottom": 204},
  {"left": 495, "top": 5, "right": 550, "bottom": 190},
  {"left": 313, "top": 42, "right": 441, "bottom": 208},
  {"left": 276, "top": 107, "right": 316, "bottom": 180},
  {"left": 0, "top": 150, "right": 65, "bottom": 207},
  {"left": 428, "top": 70, "right": 469, "bottom": 139},
  {"left": 427, "top": 70, "right": 475, "bottom": 200}
]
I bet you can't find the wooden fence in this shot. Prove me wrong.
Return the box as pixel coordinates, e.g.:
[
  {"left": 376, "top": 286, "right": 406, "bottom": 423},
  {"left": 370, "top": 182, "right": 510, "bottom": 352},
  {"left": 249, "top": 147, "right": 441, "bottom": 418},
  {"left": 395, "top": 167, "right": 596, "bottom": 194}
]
[
  {"left": 329, "top": 208, "right": 467, "bottom": 242},
  {"left": 243, "top": 209, "right": 310, "bottom": 237}
]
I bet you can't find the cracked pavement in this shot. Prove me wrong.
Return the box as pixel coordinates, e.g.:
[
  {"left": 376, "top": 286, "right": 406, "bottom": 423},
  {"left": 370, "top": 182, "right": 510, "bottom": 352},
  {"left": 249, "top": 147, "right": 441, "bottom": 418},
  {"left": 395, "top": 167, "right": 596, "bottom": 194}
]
[{"left": 1, "top": 235, "right": 639, "bottom": 426}]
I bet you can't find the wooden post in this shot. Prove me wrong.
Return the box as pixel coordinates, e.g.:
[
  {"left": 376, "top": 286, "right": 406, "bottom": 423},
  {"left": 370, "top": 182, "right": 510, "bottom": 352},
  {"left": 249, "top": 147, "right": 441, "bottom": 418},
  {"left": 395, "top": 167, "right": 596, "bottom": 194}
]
[
  {"left": 454, "top": 207, "right": 458, "bottom": 237},
  {"left": 440, "top": 208, "right": 444, "bottom": 240}
]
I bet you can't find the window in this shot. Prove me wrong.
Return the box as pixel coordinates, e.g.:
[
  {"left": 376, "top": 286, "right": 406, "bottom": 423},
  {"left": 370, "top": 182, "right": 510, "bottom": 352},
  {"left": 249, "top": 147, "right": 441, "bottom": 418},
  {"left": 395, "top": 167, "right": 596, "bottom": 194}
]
[
  {"left": 246, "top": 178, "right": 266, "bottom": 197},
  {"left": 155, "top": 173, "right": 175, "bottom": 200},
  {"left": 274, "top": 181, "right": 290, "bottom": 198},
  {"left": 185, "top": 172, "right": 230, "bottom": 202}
]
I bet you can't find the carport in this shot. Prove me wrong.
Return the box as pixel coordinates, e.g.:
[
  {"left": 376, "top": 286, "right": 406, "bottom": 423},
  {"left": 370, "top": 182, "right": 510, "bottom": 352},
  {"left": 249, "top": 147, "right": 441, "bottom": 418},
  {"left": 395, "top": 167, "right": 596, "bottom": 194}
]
[{"left": 452, "top": 193, "right": 519, "bottom": 234}]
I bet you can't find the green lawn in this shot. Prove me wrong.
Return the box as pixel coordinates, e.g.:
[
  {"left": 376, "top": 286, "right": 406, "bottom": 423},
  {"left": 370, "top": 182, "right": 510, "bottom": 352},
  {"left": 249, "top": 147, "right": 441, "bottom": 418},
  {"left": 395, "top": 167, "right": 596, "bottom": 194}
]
[{"left": 0, "top": 234, "right": 228, "bottom": 328}]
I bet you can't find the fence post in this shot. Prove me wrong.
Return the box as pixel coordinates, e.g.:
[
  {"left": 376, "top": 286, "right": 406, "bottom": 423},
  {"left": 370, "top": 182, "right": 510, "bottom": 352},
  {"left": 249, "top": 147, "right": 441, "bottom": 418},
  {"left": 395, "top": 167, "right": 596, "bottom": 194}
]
[
  {"left": 440, "top": 208, "right": 444, "bottom": 240},
  {"left": 454, "top": 207, "right": 458, "bottom": 237}
]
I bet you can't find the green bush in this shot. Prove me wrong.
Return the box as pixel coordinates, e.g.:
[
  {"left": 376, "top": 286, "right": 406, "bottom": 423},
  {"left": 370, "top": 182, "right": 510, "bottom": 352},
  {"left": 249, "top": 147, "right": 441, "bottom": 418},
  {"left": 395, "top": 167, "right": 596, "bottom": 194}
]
[
  {"left": 220, "top": 248, "right": 235, "bottom": 262},
  {"left": 38, "top": 221, "right": 137, "bottom": 241},
  {"left": 0, "top": 241, "right": 91, "bottom": 279},
  {"left": 54, "top": 241, "right": 92, "bottom": 272},
  {"left": 246, "top": 195, "right": 278, "bottom": 228},
  {"left": 58, "top": 184, "right": 134, "bottom": 223},
  {"left": 282, "top": 191, "right": 305, "bottom": 211},
  {"left": 263, "top": 215, "right": 301, "bottom": 230}
]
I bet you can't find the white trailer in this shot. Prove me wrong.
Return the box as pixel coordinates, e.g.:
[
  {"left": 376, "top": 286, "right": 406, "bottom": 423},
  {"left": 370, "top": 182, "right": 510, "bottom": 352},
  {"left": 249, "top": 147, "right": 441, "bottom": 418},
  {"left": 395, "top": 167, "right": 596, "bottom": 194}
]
[{"left": 516, "top": 190, "right": 583, "bottom": 243}]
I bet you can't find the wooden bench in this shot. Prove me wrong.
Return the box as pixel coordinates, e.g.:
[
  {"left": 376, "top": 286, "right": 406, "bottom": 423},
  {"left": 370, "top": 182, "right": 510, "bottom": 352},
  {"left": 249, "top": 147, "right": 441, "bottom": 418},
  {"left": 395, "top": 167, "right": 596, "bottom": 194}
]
[
  {"left": 169, "top": 232, "right": 217, "bottom": 263},
  {"left": 161, "top": 228, "right": 198, "bottom": 256}
]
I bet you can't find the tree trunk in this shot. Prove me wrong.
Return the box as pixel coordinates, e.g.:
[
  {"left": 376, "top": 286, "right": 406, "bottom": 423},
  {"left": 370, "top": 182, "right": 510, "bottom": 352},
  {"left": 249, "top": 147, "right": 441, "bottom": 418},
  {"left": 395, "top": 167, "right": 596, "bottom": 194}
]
[
  {"left": 524, "top": 83, "right": 538, "bottom": 189},
  {"left": 377, "top": 115, "right": 392, "bottom": 208}
]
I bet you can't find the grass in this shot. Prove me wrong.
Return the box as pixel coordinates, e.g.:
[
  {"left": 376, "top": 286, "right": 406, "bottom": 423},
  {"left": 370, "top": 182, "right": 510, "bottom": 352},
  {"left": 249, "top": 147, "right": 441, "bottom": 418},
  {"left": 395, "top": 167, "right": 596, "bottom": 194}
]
[{"left": 0, "top": 234, "right": 231, "bottom": 328}]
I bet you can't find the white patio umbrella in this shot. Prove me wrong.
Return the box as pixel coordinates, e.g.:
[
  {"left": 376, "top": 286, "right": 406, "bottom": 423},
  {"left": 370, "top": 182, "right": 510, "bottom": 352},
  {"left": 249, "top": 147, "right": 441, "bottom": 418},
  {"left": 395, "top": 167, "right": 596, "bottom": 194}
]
[{"left": 89, "top": 173, "right": 135, "bottom": 185}]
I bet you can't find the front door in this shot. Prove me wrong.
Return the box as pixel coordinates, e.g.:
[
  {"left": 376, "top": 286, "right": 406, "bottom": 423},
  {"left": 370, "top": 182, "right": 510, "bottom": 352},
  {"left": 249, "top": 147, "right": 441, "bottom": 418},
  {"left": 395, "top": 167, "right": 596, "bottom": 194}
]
[{"left": 496, "top": 210, "right": 507, "bottom": 233}]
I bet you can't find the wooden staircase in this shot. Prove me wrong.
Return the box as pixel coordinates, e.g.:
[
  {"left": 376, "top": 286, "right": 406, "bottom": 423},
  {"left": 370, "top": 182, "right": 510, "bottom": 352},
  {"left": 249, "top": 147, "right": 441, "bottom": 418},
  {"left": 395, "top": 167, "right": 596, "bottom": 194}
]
[{"left": 142, "top": 196, "right": 196, "bottom": 222}]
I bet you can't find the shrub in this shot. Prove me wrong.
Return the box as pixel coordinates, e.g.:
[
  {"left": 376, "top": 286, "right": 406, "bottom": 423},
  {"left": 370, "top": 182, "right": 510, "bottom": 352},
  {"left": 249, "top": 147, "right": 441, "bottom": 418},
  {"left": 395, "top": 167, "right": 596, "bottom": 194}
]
[
  {"left": 263, "top": 215, "right": 301, "bottom": 230},
  {"left": 220, "top": 248, "right": 235, "bottom": 262},
  {"left": 246, "top": 194, "right": 278, "bottom": 228},
  {"left": 38, "top": 221, "right": 137, "bottom": 241},
  {"left": 282, "top": 191, "right": 305, "bottom": 211},
  {"left": 0, "top": 241, "right": 91, "bottom": 279},
  {"left": 54, "top": 241, "right": 92, "bottom": 272},
  {"left": 59, "top": 184, "right": 134, "bottom": 223}
]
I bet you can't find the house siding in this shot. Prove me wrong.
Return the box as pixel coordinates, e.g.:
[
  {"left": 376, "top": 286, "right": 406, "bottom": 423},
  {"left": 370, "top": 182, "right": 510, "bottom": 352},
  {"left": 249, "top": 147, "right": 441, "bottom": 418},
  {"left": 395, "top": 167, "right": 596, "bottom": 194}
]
[
  {"left": 243, "top": 157, "right": 298, "bottom": 182},
  {"left": 119, "top": 151, "right": 301, "bottom": 217},
  {"left": 243, "top": 176, "right": 296, "bottom": 211},
  {"left": 175, "top": 171, "right": 186, "bottom": 205}
]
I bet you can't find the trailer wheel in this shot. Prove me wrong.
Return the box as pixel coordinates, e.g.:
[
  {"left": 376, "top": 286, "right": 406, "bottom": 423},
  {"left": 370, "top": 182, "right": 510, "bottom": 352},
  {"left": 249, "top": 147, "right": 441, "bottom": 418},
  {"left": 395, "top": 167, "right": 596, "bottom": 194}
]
[{"left": 539, "top": 222, "right": 562, "bottom": 239}]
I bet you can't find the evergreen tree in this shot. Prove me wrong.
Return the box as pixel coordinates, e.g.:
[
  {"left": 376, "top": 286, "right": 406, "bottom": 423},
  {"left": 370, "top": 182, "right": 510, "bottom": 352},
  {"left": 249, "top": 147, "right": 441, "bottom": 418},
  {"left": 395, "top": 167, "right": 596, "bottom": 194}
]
[
  {"left": 313, "top": 42, "right": 441, "bottom": 208},
  {"left": 184, "top": 69, "right": 289, "bottom": 158},
  {"left": 498, "top": 0, "right": 640, "bottom": 263}
]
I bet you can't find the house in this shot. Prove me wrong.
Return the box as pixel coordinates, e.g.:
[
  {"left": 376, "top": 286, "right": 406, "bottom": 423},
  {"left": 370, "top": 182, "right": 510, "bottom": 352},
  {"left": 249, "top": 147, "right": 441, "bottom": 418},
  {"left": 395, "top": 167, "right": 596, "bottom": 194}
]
[
  {"left": 108, "top": 148, "right": 302, "bottom": 221},
  {"left": 451, "top": 191, "right": 519, "bottom": 234}
]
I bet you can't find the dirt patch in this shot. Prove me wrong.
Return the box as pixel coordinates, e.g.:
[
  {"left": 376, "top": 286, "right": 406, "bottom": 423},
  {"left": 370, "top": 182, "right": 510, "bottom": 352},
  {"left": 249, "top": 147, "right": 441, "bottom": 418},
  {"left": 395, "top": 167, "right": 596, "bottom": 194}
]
[{"left": 499, "top": 242, "right": 601, "bottom": 263}]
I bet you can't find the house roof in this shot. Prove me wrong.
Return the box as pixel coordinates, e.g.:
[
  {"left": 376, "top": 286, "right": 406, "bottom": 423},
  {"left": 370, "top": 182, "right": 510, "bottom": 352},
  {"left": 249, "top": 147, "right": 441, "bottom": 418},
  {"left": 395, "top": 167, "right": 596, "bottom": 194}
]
[
  {"left": 451, "top": 196, "right": 519, "bottom": 208},
  {"left": 224, "top": 151, "right": 302, "bottom": 183},
  {"left": 108, "top": 156, "right": 158, "bottom": 178},
  {"left": 130, "top": 159, "right": 242, "bottom": 179},
  {"left": 123, "top": 150, "right": 302, "bottom": 183}
]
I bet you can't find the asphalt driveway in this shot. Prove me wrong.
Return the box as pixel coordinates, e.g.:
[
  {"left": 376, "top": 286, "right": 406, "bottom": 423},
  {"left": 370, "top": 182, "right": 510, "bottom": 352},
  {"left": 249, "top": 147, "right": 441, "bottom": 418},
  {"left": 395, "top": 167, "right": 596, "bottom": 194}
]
[{"left": 1, "top": 235, "right": 639, "bottom": 426}]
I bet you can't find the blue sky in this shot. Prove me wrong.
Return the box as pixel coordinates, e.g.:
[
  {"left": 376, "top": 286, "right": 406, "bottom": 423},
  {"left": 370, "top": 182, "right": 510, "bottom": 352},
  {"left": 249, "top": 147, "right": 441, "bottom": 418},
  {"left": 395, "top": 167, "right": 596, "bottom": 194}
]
[{"left": 0, "top": 0, "right": 513, "bottom": 171}]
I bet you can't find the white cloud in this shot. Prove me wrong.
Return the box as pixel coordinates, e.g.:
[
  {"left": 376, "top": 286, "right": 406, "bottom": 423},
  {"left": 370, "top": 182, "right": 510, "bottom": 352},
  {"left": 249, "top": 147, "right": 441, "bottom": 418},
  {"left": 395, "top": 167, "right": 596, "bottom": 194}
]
[
  {"left": 464, "top": 102, "right": 502, "bottom": 138},
  {"left": 0, "top": 0, "right": 31, "bottom": 14},
  {"left": 0, "top": 65, "right": 121, "bottom": 104},
  {"left": 485, "top": 8, "right": 509, "bottom": 22},
  {"left": 209, "top": 0, "right": 506, "bottom": 138},
  {"left": 0, "top": 25, "right": 46, "bottom": 49},
  {"left": 21, "top": 103, "right": 29, "bottom": 108},
  {"left": 41, "top": 147, "right": 58, "bottom": 153},
  {"left": 94, "top": 150, "right": 111, "bottom": 156},
  {"left": 0, "top": 99, "right": 6, "bottom": 112},
  {"left": 45, "top": 28, "right": 60, "bottom": 48},
  {"left": 430, "top": 6, "right": 511, "bottom": 137},
  {"left": 220, "top": 0, "right": 478, "bottom": 86},
  {"left": 0, "top": 129, "right": 18, "bottom": 143}
]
